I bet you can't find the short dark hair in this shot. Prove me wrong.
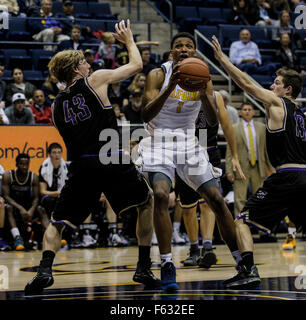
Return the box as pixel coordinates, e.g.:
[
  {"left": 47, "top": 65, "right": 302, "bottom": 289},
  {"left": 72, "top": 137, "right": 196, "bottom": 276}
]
[
  {"left": 170, "top": 32, "right": 196, "bottom": 49},
  {"left": 48, "top": 143, "right": 63, "bottom": 154},
  {"left": 240, "top": 102, "right": 254, "bottom": 109},
  {"left": 138, "top": 46, "right": 150, "bottom": 55},
  {"left": 71, "top": 25, "right": 81, "bottom": 32},
  {"left": 276, "top": 67, "right": 302, "bottom": 99},
  {"left": 16, "top": 153, "right": 30, "bottom": 165}
]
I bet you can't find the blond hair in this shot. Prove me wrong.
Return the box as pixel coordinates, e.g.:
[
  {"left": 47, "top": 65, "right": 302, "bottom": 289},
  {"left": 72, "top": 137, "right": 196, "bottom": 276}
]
[
  {"left": 127, "top": 73, "right": 146, "bottom": 91},
  {"left": 48, "top": 50, "right": 85, "bottom": 84},
  {"left": 102, "top": 32, "right": 114, "bottom": 44}
]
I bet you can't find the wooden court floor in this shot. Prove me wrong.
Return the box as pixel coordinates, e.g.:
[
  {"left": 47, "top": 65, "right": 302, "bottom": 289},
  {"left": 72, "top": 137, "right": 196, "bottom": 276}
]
[{"left": 1, "top": 236, "right": 306, "bottom": 301}]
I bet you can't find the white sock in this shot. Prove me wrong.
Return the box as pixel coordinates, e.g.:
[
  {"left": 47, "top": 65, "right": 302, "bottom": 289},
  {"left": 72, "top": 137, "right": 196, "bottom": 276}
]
[
  {"left": 288, "top": 227, "right": 296, "bottom": 238},
  {"left": 173, "top": 222, "right": 180, "bottom": 233},
  {"left": 160, "top": 253, "right": 172, "bottom": 267},
  {"left": 231, "top": 250, "right": 242, "bottom": 265},
  {"left": 11, "top": 227, "right": 20, "bottom": 239}
]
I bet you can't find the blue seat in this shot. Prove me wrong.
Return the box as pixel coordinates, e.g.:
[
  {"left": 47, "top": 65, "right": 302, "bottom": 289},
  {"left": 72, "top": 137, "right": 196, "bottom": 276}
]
[
  {"left": 301, "top": 56, "right": 306, "bottom": 70},
  {"left": 72, "top": 1, "right": 88, "bottom": 14},
  {"left": 203, "top": 0, "right": 225, "bottom": 8},
  {"left": 199, "top": 7, "right": 227, "bottom": 25},
  {"left": 23, "top": 70, "right": 45, "bottom": 87},
  {"left": 219, "top": 24, "right": 241, "bottom": 47},
  {"left": 105, "top": 20, "right": 120, "bottom": 33},
  {"left": 252, "top": 74, "right": 273, "bottom": 88},
  {"left": 261, "top": 54, "right": 273, "bottom": 64},
  {"left": 8, "top": 18, "right": 32, "bottom": 41},
  {"left": 302, "top": 75, "right": 306, "bottom": 86},
  {"left": 52, "top": 1, "right": 63, "bottom": 14},
  {"left": 88, "top": 2, "right": 117, "bottom": 19},
  {"left": 302, "top": 87, "right": 306, "bottom": 98},
  {"left": 197, "top": 25, "right": 218, "bottom": 39},
  {"left": 5, "top": 49, "right": 32, "bottom": 70},
  {"left": 2, "top": 70, "right": 12, "bottom": 81},
  {"left": 31, "top": 49, "right": 54, "bottom": 71},
  {"left": 175, "top": 6, "right": 198, "bottom": 21},
  {"left": 76, "top": 19, "right": 106, "bottom": 32}
]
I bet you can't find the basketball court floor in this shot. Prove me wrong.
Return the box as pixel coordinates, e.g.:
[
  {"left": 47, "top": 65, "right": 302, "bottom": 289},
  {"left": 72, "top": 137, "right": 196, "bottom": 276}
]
[{"left": 1, "top": 235, "right": 306, "bottom": 302}]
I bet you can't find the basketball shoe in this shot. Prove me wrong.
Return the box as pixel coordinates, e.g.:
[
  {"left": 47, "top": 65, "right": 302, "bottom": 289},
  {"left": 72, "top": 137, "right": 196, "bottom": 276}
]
[
  {"left": 223, "top": 265, "right": 261, "bottom": 288},
  {"left": 282, "top": 234, "right": 296, "bottom": 250},
  {"left": 183, "top": 248, "right": 200, "bottom": 266},
  {"left": 197, "top": 247, "right": 217, "bottom": 269},
  {"left": 161, "top": 262, "right": 179, "bottom": 292},
  {"left": 14, "top": 236, "right": 24, "bottom": 251},
  {"left": 24, "top": 262, "right": 54, "bottom": 295},
  {"left": 133, "top": 260, "right": 161, "bottom": 288}
]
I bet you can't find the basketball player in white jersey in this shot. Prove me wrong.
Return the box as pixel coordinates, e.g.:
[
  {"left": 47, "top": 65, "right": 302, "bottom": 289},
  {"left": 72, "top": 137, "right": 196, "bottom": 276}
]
[{"left": 138, "top": 32, "right": 241, "bottom": 291}]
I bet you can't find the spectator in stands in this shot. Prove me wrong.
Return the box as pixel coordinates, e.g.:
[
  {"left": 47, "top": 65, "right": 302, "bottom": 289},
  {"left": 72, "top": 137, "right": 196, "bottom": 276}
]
[
  {"left": 139, "top": 46, "right": 157, "bottom": 75},
  {"left": 2, "top": 153, "right": 42, "bottom": 250},
  {"left": 29, "top": 89, "right": 52, "bottom": 124},
  {"left": 229, "top": 29, "right": 276, "bottom": 75},
  {"left": 55, "top": 0, "right": 92, "bottom": 40},
  {"left": 225, "top": 103, "right": 274, "bottom": 217},
  {"left": 115, "top": 40, "right": 160, "bottom": 68},
  {"left": 28, "top": 0, "right": 70, "bottom": 51},
  {"left": 231, "top": 0, "right": 260, "bottom": 25},
  {"left": 0, "top": 0, "right": 25, "bottom": 17},
  {"left": 42, "top": 74, "right": 65, "bottom": 105},
  {"left": 122, "top": 89, "right": 143, "bottom": 124},
  {"left": 108, "top": 81, "right": 128, "bottom": 108},
  {"left": 275, "top": 33, "right": 305, "bottom": 73},
  {"left": 56, "top": 25, "right": 85, "bottom": 52},
  {"left": 84, "top": 49, "right": 104, "bottom": 75},
  {"left": 255, "top": 0, "right": 278, "bottom": 26},
  {"left": 5, "top": 93, "right": 34, "bottom": 124},
  {"left": 0, "top": 62, "right": 6, "bottom": 109},
  {"left": 97, "top": 32, "right": 117, "bottom": 69},
  {"left": 17, "top": 0, "right": 40, "bottom": 15},
  {"left": 127, "top": 73, "right": 146, "bottom": 95},
  {"left": 290, "top": 0, "right": 306, "bottom": 10},
  {"left": 113, "top": 104, "right": 127, "bottom": 126},
  {"left": 0, "top": 107, "right": 9, "bottom": 124},
  {"left": 219, "top": 90, "right": 239, "bottom": 125},
  {"left": 271, "top": 0, "right": 290, "bottom": 11},
  {"left": 272, "top": 10, "right": 294, "bottom": 44},
  {"left": 5, "top": 68, "right": 36, "bottom": 106}
]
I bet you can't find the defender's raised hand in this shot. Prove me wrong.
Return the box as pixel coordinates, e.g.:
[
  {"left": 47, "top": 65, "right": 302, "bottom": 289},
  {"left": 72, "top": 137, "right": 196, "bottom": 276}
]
[
  {"left": 113, "top": 19, "right": 133, "bottom": 45},
  {"left": 211, "top": 35, "right": 224, "bottom": 62}
]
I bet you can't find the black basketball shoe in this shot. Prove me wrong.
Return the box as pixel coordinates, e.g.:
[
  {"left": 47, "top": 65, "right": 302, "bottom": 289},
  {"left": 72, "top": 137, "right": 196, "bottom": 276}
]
[
  {"left": 24, "top": 264, "right": 54, "bottom": 295},
  {"left": 197, "top": 247, "right": 217, "bottom": 269},
  {"left": 133, "top": 260, "right": 161, "bottom": 288},
  {"left": 223, "top": 265, "right": 261, "bottom": 288}
]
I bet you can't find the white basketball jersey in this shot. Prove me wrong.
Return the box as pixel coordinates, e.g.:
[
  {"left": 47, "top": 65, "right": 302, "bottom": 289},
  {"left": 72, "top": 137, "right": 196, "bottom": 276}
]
[{"left": 148, "top": 61, "right": 202, "bottom": 133}]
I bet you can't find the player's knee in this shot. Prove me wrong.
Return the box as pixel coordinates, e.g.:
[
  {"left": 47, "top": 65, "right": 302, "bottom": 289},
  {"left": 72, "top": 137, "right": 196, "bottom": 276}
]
[
  {"left": 207, "top": 190, "right": 224, "bottom": 211},
  {"left": 154, "top": 189, "right": 169, "bottom": 207}
]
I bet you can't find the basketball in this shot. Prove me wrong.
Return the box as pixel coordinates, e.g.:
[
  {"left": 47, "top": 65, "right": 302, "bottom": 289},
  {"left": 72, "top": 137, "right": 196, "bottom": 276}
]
[{"left": 177, "top": 57, "right": 210, "bottom": 92}]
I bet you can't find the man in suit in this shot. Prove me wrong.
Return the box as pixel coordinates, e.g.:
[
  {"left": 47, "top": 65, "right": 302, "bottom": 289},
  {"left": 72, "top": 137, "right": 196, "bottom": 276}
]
[{"left": 226, "top": 103, "right": 274, "bottom": 217}]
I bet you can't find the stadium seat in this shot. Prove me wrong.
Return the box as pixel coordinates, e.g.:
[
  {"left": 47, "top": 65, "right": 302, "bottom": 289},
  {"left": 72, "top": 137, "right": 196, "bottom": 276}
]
[
  {"left": 199, "top": 8, "right": 227, "bottom": 25},
  {"left": 52, "top": 1, "right": 63, "bottom": 14},
  {"left": 31, "top": 49, "right": 54, "bottom": 71},
  {"left": 105, "top": 20, "right": 120, "bottom": 33},
  {"left": 203, "top": 0, "right": 226, "bottom": 8},
  {"left": 76, "top": 19, "right": 106, "bottom": 33},
  {"left": 2, "top": 70, "right": 12, "bottom": 81},
  {"left": 302, "top": 87, "right": 306, "bottom": 98},
  {"left": 88, "top": 2, "right": 117, "bottom": 20},
  {"left": 197, "top": 25, "right": 218, "bottom": 62},
  {"left": 5, "top": 49, "right": 32, "bottom": 70},
  {"left": 23, "top": 70, "right": 45, "bottom": 87},
  {"left": 175, "top": 6, "right": 198, "bottom": 22},
  {"left": 8, "top": 18, "right": 32, "bottom": 41},
  {"left": 252, "top": 74, "right": 273, "bottom": 88},
  {"left": 72, "top": 1, "right": 88, "bottom": 14}
]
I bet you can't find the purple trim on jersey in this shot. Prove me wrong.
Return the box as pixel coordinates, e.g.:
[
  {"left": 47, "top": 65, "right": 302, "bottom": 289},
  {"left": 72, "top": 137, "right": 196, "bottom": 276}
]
[
  {"left": 50, "top": 219, "right": 74, "bottom": 230},
  {"left": 80, "top": 150, "right": 123, "bottom": 158},
  {"left": 207, "top": 146, "right": 217, "bottom": 152},
  {"left": 276, "top": 167, "right": 306, "bottom": 173},
  {"left": 266, "top": 98, "right": 287, "bottom": 132},
  {"left": 84, "top": 77, "right": 112, "bottom": 109}
]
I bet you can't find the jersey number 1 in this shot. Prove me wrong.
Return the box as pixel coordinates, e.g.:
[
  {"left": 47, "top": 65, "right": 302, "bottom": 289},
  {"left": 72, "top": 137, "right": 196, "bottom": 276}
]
[{"left": 176, "top": 101, "right": 184, "bottom": 113}]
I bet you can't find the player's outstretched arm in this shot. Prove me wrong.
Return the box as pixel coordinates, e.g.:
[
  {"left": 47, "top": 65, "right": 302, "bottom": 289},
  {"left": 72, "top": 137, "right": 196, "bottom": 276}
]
[
  {"left": 216, "top": 91, "right": 245, "bottom": 180},
  {"left": 90, "top": 20, "right": 142, "bottom": 86},
  {"left": 211, "top": 35, "right": 281, "bottom": 110}
]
